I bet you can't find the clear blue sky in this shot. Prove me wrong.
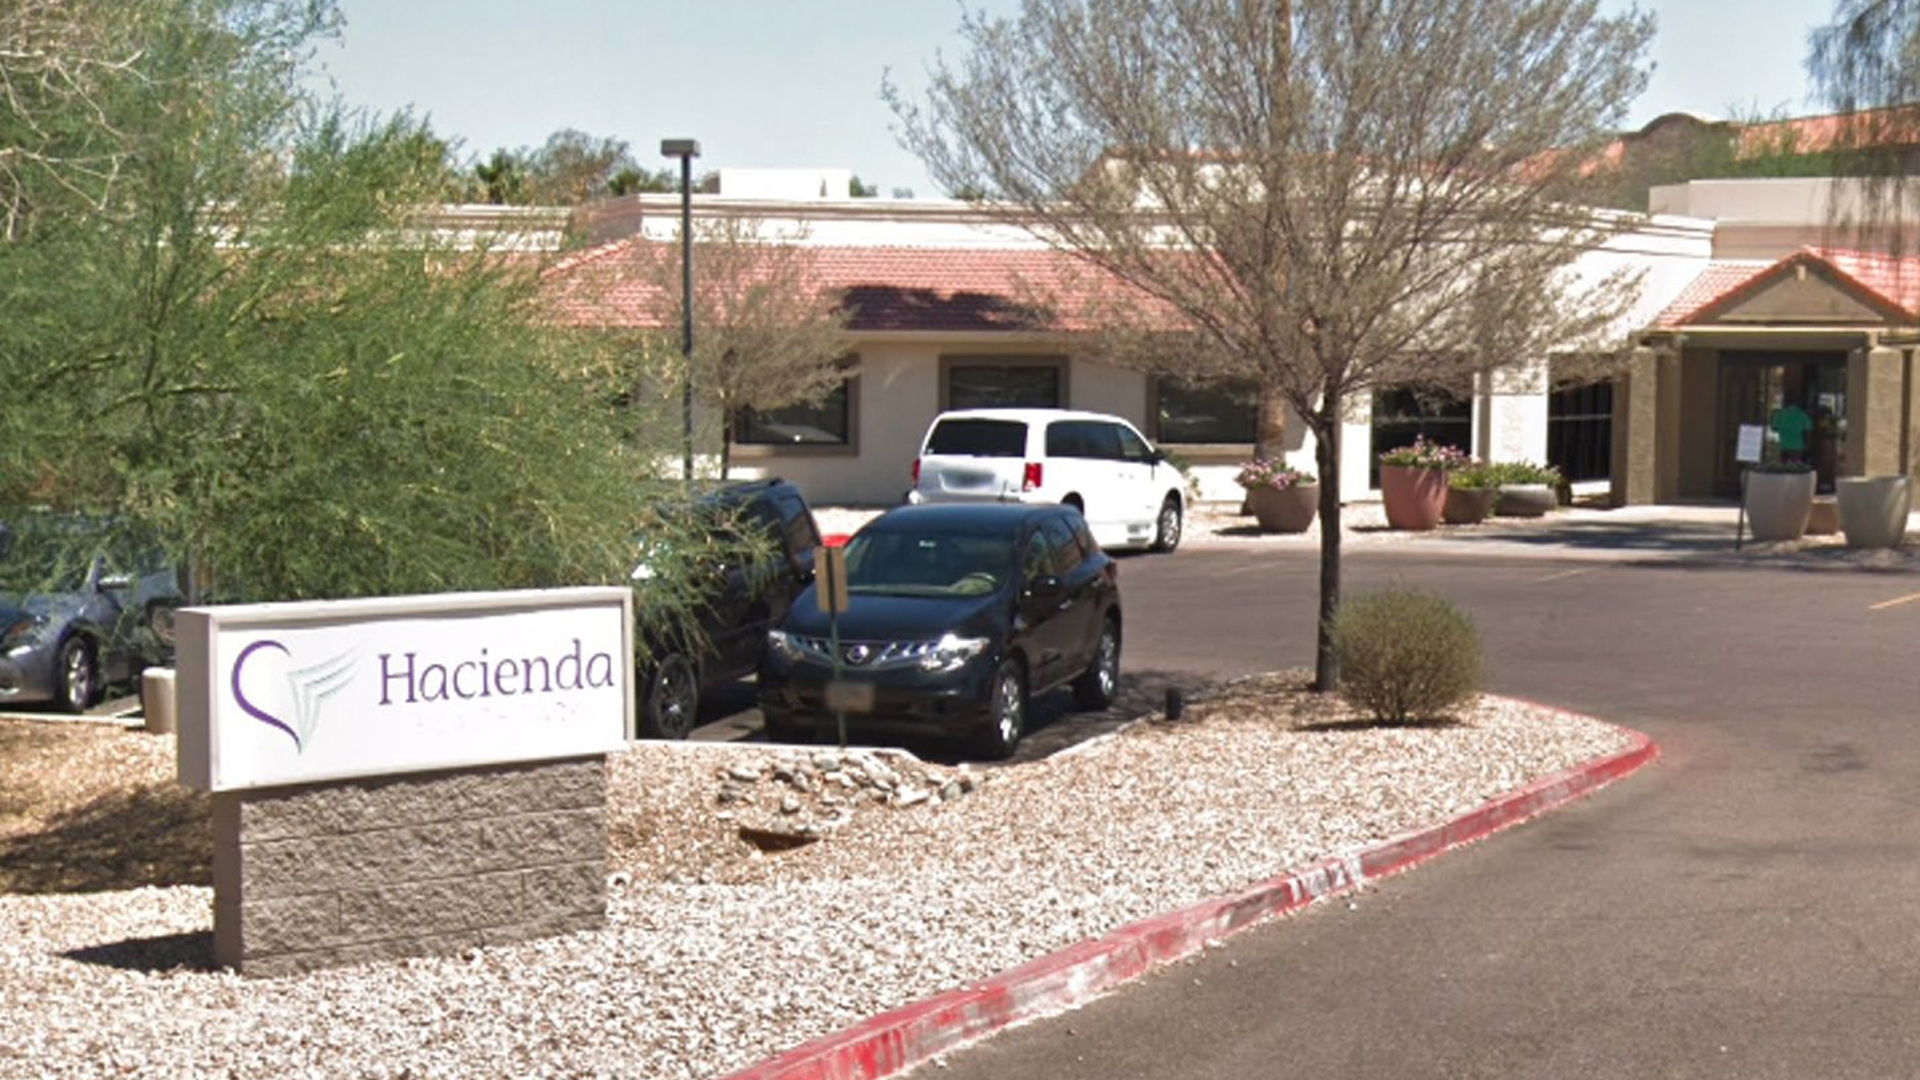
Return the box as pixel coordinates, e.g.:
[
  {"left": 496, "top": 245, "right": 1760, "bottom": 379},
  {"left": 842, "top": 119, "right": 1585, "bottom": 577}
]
[{"left": 309, "top": 0, "right": 1834, "bottom": 197}]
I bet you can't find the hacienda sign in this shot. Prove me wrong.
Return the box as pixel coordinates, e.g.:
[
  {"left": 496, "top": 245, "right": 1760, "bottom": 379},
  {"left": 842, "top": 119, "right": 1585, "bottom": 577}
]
[{"left": 176, "top": 587, "right": 631, "bottom": 791}]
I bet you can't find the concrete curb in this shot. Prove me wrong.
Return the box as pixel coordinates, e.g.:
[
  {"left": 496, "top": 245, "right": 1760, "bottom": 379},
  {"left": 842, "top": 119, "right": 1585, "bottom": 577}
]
[{"left": 719, "top": 720, "right": 1658, "bottom": 1080}]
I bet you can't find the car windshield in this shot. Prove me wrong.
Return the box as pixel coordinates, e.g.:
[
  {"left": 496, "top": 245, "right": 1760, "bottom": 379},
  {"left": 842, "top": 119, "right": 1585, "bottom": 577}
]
[
  {"left": 925, "top": 419, "right": 1026, "bottom": 457},
  {"left": 843, "top": 529, "right": 1014, "bottom": 598},
  {"left": 0, "top": 520, "right": 103, "bottom": 594}
]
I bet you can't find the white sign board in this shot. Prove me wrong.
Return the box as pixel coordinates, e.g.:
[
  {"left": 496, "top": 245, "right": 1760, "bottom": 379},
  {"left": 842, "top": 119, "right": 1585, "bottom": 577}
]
[
  {"left": 1736, "top": 424, "right": 1765, "bottom": 464},
  {"left": 176, "top": 588, "right": 631, "bottom": 792}
]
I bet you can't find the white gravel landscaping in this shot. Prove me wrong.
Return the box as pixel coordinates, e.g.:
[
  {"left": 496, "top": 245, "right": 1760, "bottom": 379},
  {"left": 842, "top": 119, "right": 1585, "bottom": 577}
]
[{"left": 0, "top": 676, "right": 1633, "bottom": 1080}]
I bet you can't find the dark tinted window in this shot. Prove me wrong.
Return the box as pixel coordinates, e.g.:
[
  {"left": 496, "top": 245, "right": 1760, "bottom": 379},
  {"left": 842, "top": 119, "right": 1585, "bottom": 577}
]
[
  {"left": 773, "top": 494, "right": 819, "bottom": 553},
  {"left": 948, "top": 363, "right": 1061, "bottom": 409},
  {"left": 844, "top": 530, "right": 1014, "bottom": 597},
  {"left": 737, "top": 380, "right": 851, "bottom": 445},
  {"left": 1156, "top": 378, "right": 1258, "bottom": 443},
  {"left": 1113, "top": 424, "right": 1154, "bottom": 462},
  {"left": 1021, "top": 526, "right": 1056, "bottom": 582},
  {"left": 1039, "top": 516, "right": 1082, "bottom": 575},
  {"left": 926, "top": 418, "right": 1028, "bottom": 457},
  {"left": 1045, "top": 420, "right": 1103, "bottom": 458},
  {"left": 1371, "top": 385, "right": 1472, "bottom": 487}
]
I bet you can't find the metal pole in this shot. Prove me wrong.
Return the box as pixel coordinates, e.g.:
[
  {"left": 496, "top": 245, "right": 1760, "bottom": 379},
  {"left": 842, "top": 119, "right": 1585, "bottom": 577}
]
[{"left": 679, "top": 153, "right": 695, "bottom": 484}]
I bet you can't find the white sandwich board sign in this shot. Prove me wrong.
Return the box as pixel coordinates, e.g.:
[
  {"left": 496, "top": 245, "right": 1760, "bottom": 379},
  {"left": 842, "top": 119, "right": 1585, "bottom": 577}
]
[{"left": 175, "top": 587, "right": 631, "bottom": 792}]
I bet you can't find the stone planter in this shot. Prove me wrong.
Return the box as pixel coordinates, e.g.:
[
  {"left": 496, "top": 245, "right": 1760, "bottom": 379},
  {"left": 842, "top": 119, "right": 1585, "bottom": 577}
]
[
  {"left": 1494, "top": 484, "right": 1557, "bottom": 518},
  {"left": 1246, "top": 484, "right": 1319, "bottom": 533},
  {"left": 1379, "top": 465, "right": 1448, "bottom": 531},
  {"left": 1744, "top": 468, "right": 1816, "bottom": 542},
  {"left": 1836, "top": 475, "right": 1913, "bottom": 549},
  {"left": 1443, "top": 487, "right": 1496, "bottom": 525}
]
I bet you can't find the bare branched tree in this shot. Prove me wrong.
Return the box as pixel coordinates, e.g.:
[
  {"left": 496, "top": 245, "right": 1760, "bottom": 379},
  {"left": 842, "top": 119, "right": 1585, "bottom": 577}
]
[
  {"left": 637, "top": 218, "right": 851, "bottom": 478},
  {"left": 1810, "top": 0, "right": 1920, "bottom": 252},
  {"left": 888, "top": 0, "right": 1651, "bottom": 690}
]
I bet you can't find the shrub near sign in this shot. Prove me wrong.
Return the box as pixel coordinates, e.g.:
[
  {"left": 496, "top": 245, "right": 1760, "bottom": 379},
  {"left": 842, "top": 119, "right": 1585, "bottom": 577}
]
[{"left": 176, "top": 588, "right": 632, "bottom": 792}]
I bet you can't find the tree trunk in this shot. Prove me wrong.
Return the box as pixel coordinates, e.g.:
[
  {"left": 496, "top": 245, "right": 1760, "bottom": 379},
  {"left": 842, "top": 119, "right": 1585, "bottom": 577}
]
[
  {"left": 1312, "top": 389, "right": 1342, "bottom": 693},
  {"left": 719, "top": 410, "right": 733, "bottom": 480},
  {"left": 1255, "top": 387, "right": 1288, "bottom": 461}
]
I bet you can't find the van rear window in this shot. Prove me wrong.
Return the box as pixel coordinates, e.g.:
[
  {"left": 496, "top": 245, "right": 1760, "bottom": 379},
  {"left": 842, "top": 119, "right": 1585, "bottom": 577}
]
[{"left": 925, "top": 419, "right": 1027, "bottom": 457}]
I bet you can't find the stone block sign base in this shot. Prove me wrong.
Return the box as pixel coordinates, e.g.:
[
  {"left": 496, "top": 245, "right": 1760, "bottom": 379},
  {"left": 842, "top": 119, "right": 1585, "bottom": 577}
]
[{"left": 213, "top": 756, "right": 607, "bottom": 977}]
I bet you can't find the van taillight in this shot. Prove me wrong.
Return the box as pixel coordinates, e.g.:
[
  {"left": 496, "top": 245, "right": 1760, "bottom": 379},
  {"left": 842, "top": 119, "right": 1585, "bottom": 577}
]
[
  {"left": 1023, "top": 462, "right": 1043, "bottom": 491},
  {"left": 912, "top": 457, "right": 921, "bottom": 484}
]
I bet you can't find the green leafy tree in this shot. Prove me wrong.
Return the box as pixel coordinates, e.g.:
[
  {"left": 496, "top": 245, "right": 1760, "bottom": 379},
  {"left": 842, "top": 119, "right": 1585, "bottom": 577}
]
[
  {"left": 1810, "top": 0, "right": 1920, "bottom": 250},
  {"left": 0, "top": 0, "right": 722, "bottom": 634},
  {"left": 889, "top": 0, "right": 1648, "bottom": 689}
]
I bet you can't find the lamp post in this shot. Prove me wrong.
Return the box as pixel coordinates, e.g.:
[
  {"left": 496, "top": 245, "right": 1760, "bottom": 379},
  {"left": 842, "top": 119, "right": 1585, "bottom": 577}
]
[{"left": 660, "top": 138, "right": 701, "bottom": 484}]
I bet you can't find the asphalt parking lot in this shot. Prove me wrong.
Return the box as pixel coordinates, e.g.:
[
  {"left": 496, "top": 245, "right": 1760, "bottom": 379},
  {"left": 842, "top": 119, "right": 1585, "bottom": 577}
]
[{"left": 915, "top": 542, "right": 1920, "bottom": 1080}]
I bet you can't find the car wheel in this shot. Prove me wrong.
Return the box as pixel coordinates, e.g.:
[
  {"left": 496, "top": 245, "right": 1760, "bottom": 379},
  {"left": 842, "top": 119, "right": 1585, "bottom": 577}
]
[
  {"left": 974, "top": 659, "right": 1027, "bottom": 760},
  {"left": 57, "top": 637, "right": 98, "bottom": 714},
  {"left": 640, "top": 653, "right": 701, "bottom": 739},
  {"left": 1152, "top": 495, "right": 1183, "bottom": 553},
  {"left": 1072, "top": 618, "right": 1121, "bottom": 710},
  {"left": 1061, "top": 494, "right": 1084, "bottom": 515}
]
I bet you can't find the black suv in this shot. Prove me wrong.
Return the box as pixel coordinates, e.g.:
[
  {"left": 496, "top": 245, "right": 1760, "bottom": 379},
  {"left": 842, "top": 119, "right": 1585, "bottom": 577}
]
[
  {"left": 636, "top": 479, "right": 820, "bottom": 739},
  {"left": 759, "top": 503, "right": 1121, "bottom": 759}
]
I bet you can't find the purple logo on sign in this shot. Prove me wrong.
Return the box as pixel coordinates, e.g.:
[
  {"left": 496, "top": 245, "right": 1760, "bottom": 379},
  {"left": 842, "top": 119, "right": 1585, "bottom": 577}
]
[{"left": 232, "top": 639, "right": 360, "bottom": 753}]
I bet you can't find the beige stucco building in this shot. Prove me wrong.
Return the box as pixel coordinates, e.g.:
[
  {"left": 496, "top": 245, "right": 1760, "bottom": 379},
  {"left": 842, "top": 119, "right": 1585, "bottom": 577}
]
[{"left": 1613, "top": 179, "right": 1920, "bottom": 505}]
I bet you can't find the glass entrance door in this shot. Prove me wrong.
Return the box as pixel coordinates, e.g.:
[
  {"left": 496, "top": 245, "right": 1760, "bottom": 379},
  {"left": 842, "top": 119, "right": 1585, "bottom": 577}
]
[{"left": 1716, "top": 351, "right": 1848, "bottom": 495}]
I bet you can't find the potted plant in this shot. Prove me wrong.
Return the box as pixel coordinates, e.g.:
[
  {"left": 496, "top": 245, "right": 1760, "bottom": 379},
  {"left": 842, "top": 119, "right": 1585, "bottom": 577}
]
[
  {"left": 1444, "top": 464, "right": 1498, "bottom": 525},
  {"left": 1378, "top": 437, "right": 1467, "bottom": 531},
  {"left": 1487, "top": 460, "right": 1563, "bottom": 517},
  {"left": 1836, "top": 474, "right": 1913, "bottom": 549},
  {"left": 1236, "top": 458, "right": 1319, "bottom": 533},
  {"left": 1744, "top": 459, "right": 1816, "bottom": 542}
]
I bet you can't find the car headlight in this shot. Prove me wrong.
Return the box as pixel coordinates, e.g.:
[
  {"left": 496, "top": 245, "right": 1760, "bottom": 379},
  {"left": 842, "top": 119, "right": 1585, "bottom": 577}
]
[
  {"left": 2, "top": 615, "right": 47, "bottom": 654},
  {"left": 767, "top": 629, "right": 805, "bottom": 662},
  {"left": 919, "top": 633, "right": 989, "bottom": 674}
]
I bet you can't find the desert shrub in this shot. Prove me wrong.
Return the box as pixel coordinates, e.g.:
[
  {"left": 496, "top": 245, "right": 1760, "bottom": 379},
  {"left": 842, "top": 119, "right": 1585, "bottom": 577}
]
[{"left": 1331, "top": 589, "right": 1482, "bottom": 724}]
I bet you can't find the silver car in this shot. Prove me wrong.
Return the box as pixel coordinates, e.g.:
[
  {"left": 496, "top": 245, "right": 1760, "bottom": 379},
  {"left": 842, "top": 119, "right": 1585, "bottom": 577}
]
[{"left": 0, "top": 520, "right": 182, "bottom": 712}]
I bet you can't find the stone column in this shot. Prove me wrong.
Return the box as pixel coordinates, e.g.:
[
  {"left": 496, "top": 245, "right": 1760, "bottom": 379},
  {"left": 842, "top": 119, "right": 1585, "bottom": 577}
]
[
  {"left": 1847, "top": 345, "right": 1905, "bottom": 477},
  {"left": 1611, "top": 346, "right": 1662, "bottom": 506}
]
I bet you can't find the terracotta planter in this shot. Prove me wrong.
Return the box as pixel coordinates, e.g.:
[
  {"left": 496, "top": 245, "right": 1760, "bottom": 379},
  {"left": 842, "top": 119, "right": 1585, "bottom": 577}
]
[
  {"left": 1744, "top": 469, "right": 1816, "bottom": 541},
  {"left": 1494, "top": 484, "right": 1557, "bottom": 518},
  {"left": 1379, "top": 465, "right": 1448, "bottom": 531},
  {"left": 1443, "top": 487, "right": 1496, "bottom": 525},
  {"left": 1836, "top": 475, "right": 1913, "bottom": 549},
  {"left": 1246, "top": 484, "right": 1318, "bottom": 533}
]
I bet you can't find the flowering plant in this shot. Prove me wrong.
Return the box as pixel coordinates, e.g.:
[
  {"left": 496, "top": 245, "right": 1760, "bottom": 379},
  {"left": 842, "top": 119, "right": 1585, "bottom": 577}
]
[
  {"left": 1379, "top": 436, "right": 1470, "bottom": 470},
  {"left": 1235, "top": 458, "right": 1316, "bottom": 491}
]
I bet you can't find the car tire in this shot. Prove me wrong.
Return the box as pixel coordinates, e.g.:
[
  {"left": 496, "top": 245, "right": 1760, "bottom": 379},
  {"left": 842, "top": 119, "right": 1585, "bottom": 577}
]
[
  {"left": 1152, "top": 495, "right": 1183, "bottom": 553},
  {"left": 640, "top": 653, "right": 701, "bottom": 739},
  {"left": 1072, "top": 617, "right": 1121, "bottom": 710},
  {"left": 57, "top": 636, "right": 98, "bottom": 714},
  {"left": 973, "top": 658, "right": 1027, "bottom": 760}
]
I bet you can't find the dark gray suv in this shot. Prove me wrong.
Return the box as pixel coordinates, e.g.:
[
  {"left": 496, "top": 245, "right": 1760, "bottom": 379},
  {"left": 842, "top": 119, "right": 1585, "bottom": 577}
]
[{"left": 634, "top": 479, "right": 820, "bottom": 738}]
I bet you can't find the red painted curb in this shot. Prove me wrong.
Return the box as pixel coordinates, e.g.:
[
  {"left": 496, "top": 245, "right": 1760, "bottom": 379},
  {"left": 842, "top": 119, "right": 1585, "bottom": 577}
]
[{"left": 720, "top": 721, "right": 1659, "bottom": 1080}]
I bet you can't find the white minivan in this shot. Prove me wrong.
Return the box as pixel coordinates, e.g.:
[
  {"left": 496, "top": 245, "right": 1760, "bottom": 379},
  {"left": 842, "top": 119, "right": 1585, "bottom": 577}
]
[{"left": 907, "top": 408, "right": 1188, "bottom": 552}]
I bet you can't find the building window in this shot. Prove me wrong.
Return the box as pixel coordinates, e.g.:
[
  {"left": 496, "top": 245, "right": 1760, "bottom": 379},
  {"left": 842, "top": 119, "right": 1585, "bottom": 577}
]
[
  {"left": 1370, "top": 385, "right": 1472, "bottom": 487},
  {"left": 1548, "top": 380, "right": 1612, "bottom": 483},
  {"left": 943, "top": 358, "right": 1064, "bottom": 410},
  {"left": 737, "top": 377, "right": 853, "bottom": 446},
  {"left": 1154, "top": 378, "right": 1258, "bottom": 444}
]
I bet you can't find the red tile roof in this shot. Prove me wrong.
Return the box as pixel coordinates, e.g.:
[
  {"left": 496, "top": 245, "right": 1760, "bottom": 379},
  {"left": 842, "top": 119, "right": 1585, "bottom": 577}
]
[
  {"left": 1652, "top": 247, "right": 1920, "bottom": 327},
  {"left": 544, "top": 239, "right": 1171, "bottom": 334}
]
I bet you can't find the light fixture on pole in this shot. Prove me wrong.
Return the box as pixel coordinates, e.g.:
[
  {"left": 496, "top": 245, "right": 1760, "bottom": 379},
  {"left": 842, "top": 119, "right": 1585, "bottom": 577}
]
[{"left": 660, "top": 138, "right": 701, "bottom": 483}]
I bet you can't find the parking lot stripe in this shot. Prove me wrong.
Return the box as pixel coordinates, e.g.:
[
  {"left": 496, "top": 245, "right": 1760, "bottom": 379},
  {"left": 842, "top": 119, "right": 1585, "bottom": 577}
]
[
  {"left": 1868, "top": 591, "right": 1920, "bottom": 612},
  {"left": 1532, "top": 566, "right": 1599, "bottom": 584}
]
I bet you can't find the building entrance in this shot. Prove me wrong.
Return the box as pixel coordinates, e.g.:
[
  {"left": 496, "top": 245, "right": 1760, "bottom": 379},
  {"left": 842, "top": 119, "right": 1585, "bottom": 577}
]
[{"left": 1716, "top": 351, "right": 1848, "bottom": 495}]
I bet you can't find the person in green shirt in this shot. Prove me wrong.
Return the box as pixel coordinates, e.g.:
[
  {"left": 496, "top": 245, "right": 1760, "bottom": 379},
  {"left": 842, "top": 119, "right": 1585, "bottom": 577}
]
[{"left": 1771, "top": 403, "right": 1812, "bottom": 462}]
